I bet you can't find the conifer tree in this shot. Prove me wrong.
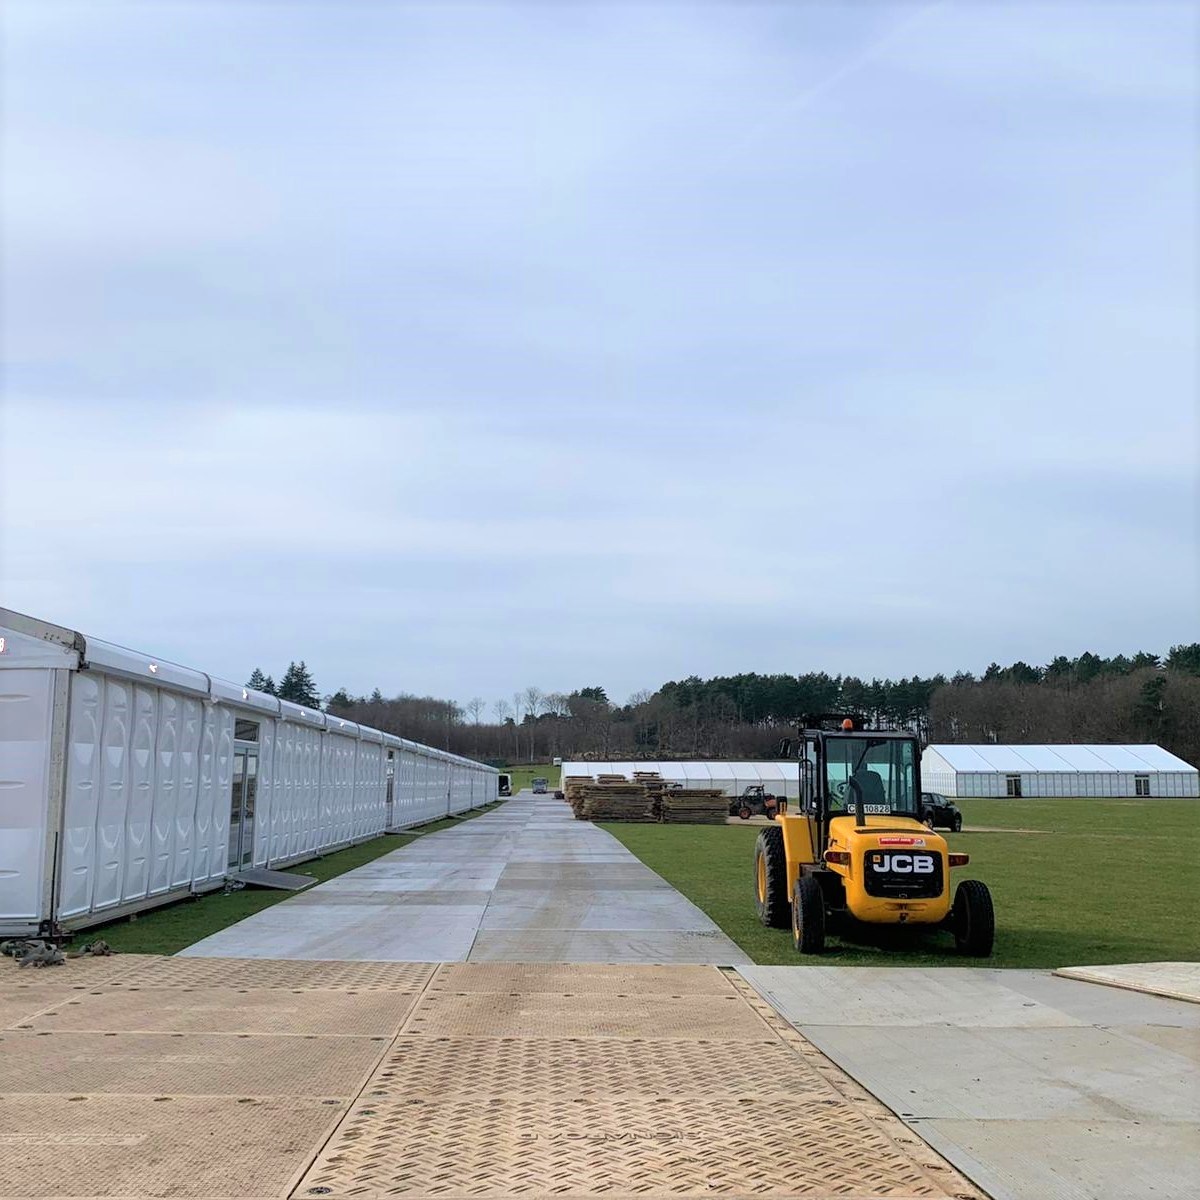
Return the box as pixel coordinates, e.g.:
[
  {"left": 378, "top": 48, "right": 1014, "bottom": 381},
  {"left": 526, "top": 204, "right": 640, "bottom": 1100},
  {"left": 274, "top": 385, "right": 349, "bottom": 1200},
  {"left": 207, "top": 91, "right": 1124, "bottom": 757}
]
[{"left": 277, "top": 661, "right": 321, "bottom": 708}]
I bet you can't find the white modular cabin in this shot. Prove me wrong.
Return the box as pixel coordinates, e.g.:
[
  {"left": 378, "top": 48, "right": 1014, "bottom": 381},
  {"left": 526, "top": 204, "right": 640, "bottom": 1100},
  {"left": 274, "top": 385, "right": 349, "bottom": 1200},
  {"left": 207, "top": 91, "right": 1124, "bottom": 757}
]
[
  {"left": 921, "top": 744, "right": 1199, "bottom": 800},
  {"left": 559, "top": 761, "right": 801, "bottom": 798},
  {"left": 0, "top": 608, "right": 499, "bottom": 937}
]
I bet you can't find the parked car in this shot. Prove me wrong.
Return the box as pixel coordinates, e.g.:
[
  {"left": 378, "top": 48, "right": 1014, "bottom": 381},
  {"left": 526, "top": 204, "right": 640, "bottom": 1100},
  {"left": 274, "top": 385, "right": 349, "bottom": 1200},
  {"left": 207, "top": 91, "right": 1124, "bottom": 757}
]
[
  {"left": 920, "top": 791, "right": 963, "bottom": 831},
  {"left": 532, "top": 777, "right": 549, "bottom": 794}
]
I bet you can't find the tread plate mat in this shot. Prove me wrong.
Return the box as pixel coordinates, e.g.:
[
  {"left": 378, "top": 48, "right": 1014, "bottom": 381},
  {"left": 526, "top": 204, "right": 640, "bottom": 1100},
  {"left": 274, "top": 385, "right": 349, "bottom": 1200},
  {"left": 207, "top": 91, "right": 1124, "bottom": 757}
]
[{"left": 294, "top": 965, "right": 987, "bottom": 1199}]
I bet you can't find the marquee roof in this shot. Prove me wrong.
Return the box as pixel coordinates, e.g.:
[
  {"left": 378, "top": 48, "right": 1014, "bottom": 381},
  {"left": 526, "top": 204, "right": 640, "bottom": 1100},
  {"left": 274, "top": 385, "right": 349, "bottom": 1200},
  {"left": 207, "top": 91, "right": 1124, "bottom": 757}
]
[{"left": 926, "top": 744, "right": 1196, "bottom": 774}]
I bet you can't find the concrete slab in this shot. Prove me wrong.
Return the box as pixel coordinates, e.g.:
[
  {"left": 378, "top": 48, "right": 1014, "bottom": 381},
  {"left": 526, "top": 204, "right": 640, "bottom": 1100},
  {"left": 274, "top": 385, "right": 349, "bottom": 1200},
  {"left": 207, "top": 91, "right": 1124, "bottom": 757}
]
[
  {"left": 788, "top": 1024, "right": 1167, "bottom": 1121},
  {"left": 318, "top": 866, "right": 508, "bottom": 889},
  {"left": 493, "top": 876, "right": 673, "bottom": 892},
  {"left": 470, "top": 928, "right": 751, "bottom": 963},
  {"left": 740, "top": 965, "right": 1200, "bottom": 1200},
  {"left": 480, "top": 892, "right": 721, "bottom": 931},
  {"left": 181, "top": 902, "right": 487, "bottom": 961},
  {"left": 1055, "top": 960, "right": 1200, "bottom": 1004},
  {"left": 744, "top": 965, "right": 1088, "bottom": 1028},
  {"left": 910, "top": 1118, "right": 1200, "bottom": 1200},
  {"left": 287, "top": 887, "right": 495, "bottom": 906},
  {"left": 974, "top": 966, "right": 1200, "bottom": 1027},
  {"left": 1114, "top": 1022, "right": 1200, "bottom": 1062},
  {"left": 497, "top": 862, "right": 658, "bottom": 881},
  {"left": 182, "top": 794, "right": 748, "bottom": 964}
]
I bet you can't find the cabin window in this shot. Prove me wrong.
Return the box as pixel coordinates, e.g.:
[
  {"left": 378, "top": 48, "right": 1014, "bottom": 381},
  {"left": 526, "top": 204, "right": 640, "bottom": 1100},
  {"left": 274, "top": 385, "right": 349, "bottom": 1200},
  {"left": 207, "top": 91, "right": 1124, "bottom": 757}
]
[{"left": 234, "top": 719, "right": 259, "bottom": 742}]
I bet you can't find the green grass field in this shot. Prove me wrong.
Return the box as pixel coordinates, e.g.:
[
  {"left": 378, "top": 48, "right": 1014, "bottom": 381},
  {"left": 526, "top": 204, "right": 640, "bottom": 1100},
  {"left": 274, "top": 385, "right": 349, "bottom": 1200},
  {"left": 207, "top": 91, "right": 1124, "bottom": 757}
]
[
  {"left": 603, "top": 798, "right": 1200, "bottom": 968},
  {"left": 84, "top": 802, "right": 506, "bottom": 955}
]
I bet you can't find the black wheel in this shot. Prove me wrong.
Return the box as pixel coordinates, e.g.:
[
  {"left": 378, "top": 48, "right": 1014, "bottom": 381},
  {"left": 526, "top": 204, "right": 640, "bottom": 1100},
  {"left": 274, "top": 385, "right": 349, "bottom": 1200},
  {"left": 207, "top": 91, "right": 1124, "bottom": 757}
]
[
  {"left": 791, "top": 874, "right": 826, "bottom": 954},
  {"left": 753, "top": 826, "right": 790, "bottom": 928},
  {"left": 952, "top": 879, "right": 994, "bottom": 957},
  {"left": 952, "top": 812, "right": 963, "bottom": 832},
  {"left": 739, "top": 806, "right": 753, "bottom": 821}
]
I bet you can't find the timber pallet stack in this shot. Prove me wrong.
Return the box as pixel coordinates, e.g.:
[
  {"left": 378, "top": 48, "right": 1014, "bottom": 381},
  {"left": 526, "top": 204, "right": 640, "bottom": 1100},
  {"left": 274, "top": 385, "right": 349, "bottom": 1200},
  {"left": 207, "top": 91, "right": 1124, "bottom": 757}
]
[
  {"left": 633, "top": 772, "right": 669, "bottom": 821},
  {"left": 563, "top": 776, "right": 592, "bottom": 816},
  {"left": 578, "top": 781, "right": 658, "bottom": 822},
  {"left": 661, "top": 787, "right": 728, "bottom": 824}
]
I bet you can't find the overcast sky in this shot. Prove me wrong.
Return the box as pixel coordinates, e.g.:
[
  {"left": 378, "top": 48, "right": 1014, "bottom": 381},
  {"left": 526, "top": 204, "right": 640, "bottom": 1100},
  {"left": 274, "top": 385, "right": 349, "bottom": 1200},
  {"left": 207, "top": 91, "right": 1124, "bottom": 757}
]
[{"left": 2, "top": 1, "right": 1196, "bottom": 707}]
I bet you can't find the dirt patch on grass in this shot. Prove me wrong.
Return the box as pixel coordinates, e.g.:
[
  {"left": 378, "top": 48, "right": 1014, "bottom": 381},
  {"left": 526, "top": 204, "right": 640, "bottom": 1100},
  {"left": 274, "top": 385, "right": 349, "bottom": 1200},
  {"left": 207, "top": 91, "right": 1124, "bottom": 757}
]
[{"left": 963, "top": 825, "right": 1050, "bottom": 834}]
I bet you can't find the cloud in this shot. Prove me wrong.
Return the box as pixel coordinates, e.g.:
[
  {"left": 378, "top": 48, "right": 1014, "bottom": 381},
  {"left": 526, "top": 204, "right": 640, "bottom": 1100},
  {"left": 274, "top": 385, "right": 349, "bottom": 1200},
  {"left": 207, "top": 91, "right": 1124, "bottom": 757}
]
[{"left": 1, "top": 1, "right": 1195, "bottom": 703}]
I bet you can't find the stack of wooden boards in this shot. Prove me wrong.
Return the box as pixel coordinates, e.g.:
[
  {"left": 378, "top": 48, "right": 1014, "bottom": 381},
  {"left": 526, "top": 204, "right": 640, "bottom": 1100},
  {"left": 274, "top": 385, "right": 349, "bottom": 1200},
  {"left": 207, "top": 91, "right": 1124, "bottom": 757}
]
[
  {"left": 562, "top": 775, "right": 592, "bottom": 815},
  {"left": 563, "top": 772, "right": 731, "bottom": 824},
  {"left": 574, "top": 781, "right": 658, "bottom": 822},
  {"left": 659, "top": 787, "right": 728, "bottom": 824}
]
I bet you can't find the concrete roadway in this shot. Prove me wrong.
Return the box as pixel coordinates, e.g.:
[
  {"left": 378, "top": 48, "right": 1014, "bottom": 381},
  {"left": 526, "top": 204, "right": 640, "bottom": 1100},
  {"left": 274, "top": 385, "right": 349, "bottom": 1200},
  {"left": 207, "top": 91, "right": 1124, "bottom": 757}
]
[
  {"left": 182, "top": 792, "right": 1198, "bottom": 1200},
  {"left": 183, "top": 791, "right": 750, "bottom": 963}
]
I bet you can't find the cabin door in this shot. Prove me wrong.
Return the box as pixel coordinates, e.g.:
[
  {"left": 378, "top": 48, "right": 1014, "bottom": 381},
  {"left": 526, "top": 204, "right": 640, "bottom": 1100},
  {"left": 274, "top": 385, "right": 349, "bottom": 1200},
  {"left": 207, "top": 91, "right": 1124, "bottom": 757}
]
[{"left": 228, "top": 742, "right": 259, "bottom": 871}]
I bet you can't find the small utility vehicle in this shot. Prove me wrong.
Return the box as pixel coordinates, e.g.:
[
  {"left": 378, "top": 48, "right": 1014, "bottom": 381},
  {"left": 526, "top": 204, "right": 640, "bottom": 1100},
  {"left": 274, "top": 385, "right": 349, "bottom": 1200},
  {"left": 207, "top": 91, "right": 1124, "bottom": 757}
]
[{"left": 731, "top": 785, "right": 782, "bottom": 821}]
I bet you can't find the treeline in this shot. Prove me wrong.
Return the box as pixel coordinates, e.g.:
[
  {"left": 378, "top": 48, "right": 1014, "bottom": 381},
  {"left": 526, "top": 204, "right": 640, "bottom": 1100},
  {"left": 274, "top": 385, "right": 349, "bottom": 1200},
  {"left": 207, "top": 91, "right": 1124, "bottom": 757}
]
[{"left": 248, "top": 643, "right": 1200, "bottom": 770}]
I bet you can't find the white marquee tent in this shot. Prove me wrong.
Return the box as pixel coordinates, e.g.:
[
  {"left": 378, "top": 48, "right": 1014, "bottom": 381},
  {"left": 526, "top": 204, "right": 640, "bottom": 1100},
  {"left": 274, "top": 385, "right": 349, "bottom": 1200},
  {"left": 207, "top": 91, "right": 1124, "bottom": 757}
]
[
  {"left": 0, "top": 608, "right": 498, "bottom": 937},
  {"left": 559, "top": 761, "right": 800, "bottom": 798},
  {"left": 921, "top": 744, "right": 1199, "bottom": 799}
]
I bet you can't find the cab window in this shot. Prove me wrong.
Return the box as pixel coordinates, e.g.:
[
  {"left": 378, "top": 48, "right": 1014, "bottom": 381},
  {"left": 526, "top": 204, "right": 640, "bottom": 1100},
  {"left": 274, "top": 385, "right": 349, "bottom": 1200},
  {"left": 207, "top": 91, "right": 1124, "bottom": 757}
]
[{"left": 825, "top": 738, "right": 918, "bottom": 816}]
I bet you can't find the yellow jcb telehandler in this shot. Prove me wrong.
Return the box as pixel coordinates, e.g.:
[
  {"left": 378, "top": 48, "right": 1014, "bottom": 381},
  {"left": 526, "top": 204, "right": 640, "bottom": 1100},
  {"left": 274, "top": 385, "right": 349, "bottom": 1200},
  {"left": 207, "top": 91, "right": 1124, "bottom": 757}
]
[{"left": 754, "top": 716, "right": 994, "bottom": 956}]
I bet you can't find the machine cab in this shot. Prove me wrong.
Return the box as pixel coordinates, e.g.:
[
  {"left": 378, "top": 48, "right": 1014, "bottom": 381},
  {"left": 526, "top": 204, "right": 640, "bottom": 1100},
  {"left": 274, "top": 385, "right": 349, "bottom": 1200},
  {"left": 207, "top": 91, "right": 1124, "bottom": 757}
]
[{"left": 799, "top": 725, "right": 923, "bottom": 830}]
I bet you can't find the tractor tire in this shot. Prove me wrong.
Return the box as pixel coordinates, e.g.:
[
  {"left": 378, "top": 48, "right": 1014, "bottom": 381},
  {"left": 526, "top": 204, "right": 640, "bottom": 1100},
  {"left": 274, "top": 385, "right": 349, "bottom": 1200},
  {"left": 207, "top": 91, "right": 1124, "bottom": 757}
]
[
  {"left": 739, "top": 806, "right": 753, "bottom": 821},
  {"left": 952, "top": 879, "right": 995, "bottom": 957},
  {"left": 753, "top": 826, "right": 790, "bottom": 929},
  {"left": 952, "top": 813, "right": 963, "bottom": 833},
  {"left": 791, "top": 874, "right": 826, "bottom": 955}
]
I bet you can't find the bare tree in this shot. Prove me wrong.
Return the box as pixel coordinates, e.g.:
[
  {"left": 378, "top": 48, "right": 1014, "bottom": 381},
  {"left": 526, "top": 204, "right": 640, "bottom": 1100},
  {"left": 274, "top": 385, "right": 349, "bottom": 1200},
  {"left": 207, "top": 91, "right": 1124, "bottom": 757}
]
[
  {"left": 493, "top": 699, "right": 513, "bottom": 724},
  {"left": 465, "top": 697, "right": 486, "bottom": 724},
  {"left": 511, "top": 692, "right": 527, "bottom": 761}
]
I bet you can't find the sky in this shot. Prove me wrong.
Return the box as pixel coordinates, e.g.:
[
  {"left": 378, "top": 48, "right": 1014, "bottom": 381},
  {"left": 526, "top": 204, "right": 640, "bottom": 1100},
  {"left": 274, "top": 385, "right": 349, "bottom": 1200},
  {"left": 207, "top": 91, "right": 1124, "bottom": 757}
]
[{"left": 1, "top": 1, "right": 1197, "bottom": 708}]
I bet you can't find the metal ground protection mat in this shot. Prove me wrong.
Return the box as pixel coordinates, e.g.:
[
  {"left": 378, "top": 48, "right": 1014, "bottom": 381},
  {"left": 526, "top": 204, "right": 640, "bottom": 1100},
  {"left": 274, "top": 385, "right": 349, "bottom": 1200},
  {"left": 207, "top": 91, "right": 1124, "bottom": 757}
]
[
  {"left": 0, "top": 1029, "right": 390, "bottom": 1096},
  {"left": 294, "top": 964, "right": 987, "bottom": 1200},
  {"left": 405, "top": 991, "right": 766, "bottom": 1040},
  {"left": 0, "top": 1094, "right": 346, "bottom": 1199},
  {"left": 295, "top": 1097, "right": 976, "bottom": 1197},
  {"left": 28, "top": 985, "right": 419, "bottom": 1037},
  {"left": 0, "top": 953, "right": 425, "bottom": 1198},
  {"left": 112, "top": 957, "right": 437, "bottom": 992},
  {"left": 1, "top": 987, "right": 73, "bottom": 1030},
  {"left": 1, "top": 956, "right": 151, "bottom": 1030},
  {"left": 429, "top": 963, "right": 739, "bottom": 996},
  {"left": 357, "top": 1035, "right": 836, "bottom": 1102}
]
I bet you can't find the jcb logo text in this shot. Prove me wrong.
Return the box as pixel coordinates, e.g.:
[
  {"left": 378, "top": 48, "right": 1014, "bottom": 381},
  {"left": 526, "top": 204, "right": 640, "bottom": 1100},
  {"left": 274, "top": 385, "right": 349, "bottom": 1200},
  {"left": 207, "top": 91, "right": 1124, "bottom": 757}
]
[{"left": 871, "top": 853, "right": 935, "bottom": 873}]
